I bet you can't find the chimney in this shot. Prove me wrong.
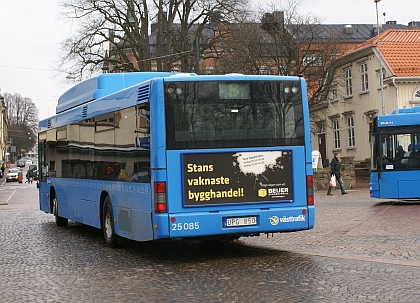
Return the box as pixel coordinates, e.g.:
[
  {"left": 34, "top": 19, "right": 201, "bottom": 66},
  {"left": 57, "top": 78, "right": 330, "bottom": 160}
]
[
  {"left": 386, "top": 21, "right": 397, "bottom": 25},
  {"left": 371, "top": 24, "right": 382, "bottom": 36},
  {"left": 344, "top": 25, "right": 353, "bottom": 34},
  {"left": 408, "top": 21, "right": 420, "bottom": 29},
  {"left": 272, "top": 11, "right": 284, "bottom": 30}
]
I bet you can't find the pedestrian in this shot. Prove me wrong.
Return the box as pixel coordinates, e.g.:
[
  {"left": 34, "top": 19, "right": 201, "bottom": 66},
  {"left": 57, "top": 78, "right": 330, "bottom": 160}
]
[
  {"left": 327, "top": 152, "right": 347, "bottom": 196},
  {"left": 25, "top": 170, "right": 33, "bottom": 184},
  {"left": 1, "top": 162, "right": 4, "bottom": 177}
]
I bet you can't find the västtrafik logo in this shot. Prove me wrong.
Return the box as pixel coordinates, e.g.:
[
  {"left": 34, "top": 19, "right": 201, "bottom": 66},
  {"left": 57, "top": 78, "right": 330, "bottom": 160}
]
[{"left": 269, "top": 216, "right": 279, "bottom": 225}]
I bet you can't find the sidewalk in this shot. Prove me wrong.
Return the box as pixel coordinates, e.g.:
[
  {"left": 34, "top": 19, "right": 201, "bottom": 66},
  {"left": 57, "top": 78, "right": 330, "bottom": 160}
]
[{"left": 242, "top": 186, "right": 420, "bottom": 266}]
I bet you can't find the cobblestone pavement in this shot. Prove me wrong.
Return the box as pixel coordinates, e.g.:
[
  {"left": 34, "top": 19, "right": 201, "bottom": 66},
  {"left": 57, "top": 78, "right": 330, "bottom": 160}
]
[{"left": 1, "top": 181, "right": 420, "bottom": 302}]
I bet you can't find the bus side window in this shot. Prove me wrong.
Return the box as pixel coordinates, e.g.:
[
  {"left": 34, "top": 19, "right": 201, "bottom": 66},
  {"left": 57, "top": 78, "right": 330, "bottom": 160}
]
[{"left": 131, "top": 162, "right": 150, "bottom": 183}]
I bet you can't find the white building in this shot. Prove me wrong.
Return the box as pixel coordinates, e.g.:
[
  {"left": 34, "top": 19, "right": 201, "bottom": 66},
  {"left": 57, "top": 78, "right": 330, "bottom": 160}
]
[{"left": 311, "top": 29, "right": 420, "bottom": 166}]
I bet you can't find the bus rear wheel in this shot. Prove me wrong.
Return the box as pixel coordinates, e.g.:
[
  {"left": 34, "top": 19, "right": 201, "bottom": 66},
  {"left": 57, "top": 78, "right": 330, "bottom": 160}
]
[
  {"left": 102, "top": 196, "right": 118, "bottom": 248},
  {"left": 52, "top": 196, "right": 68, "bottom": 227}
]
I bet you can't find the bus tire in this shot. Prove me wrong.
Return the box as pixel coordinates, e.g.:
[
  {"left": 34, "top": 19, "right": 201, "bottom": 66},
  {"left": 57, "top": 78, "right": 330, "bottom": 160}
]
[
  {"left": 102, "top": 196, "right": 118, "bottom": 248},
  {"left": 52, "top": 196, "right": 68, "bottom": 227}
]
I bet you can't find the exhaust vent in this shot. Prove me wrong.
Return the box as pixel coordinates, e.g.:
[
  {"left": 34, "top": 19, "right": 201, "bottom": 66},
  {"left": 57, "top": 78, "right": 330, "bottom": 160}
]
[{"left": 137, "top": 84, "right": 150, "bottom": 103}]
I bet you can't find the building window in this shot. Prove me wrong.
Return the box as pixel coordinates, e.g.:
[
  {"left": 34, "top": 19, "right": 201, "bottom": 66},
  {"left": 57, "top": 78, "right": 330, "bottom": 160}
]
[
  {"left": 332, "top": 118, "right": 340, "bottom": 149},
  {"left": 376, "top": 68, "right": 386, "bottom": 89},
  {"left": 259, "top": 66, "right": 270, "bottom": 75},
  {"left": 205, "top": 66, "right": 214, "bottom": 75},
  {"left": 303, "top": 54, "right": 323, "bottom": 67},
  {"left": 316, "top": 122, "right": 326, "bottom": 134},
  {"left": 409, "top": 87, "right": 420, "bottom": 105},
  {"left": 331, "top": 85, "right": 338, "bottom": 102},
  {"left": 344, "top": 68, "right": 352, "bottom": 97},
  {"left": 359, "top": 62, "right": 369, "bottom": 92},
  {"left": 346, "top": 116, "right": 356, "bottom": 147}
]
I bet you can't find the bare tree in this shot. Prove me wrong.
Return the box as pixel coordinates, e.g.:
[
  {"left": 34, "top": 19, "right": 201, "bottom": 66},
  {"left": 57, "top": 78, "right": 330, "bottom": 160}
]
[
  {"left": 59, "top": 0, "right": 151, "bottom": 78},
  {"left": 59, "top": 0, "right": 247, "bottom": 78},
  {"left": 216, "top": 1, "right": 346, "bottom": 96},
  {"left": 3, "top": 92, "right": 38, "bottom": 154}
]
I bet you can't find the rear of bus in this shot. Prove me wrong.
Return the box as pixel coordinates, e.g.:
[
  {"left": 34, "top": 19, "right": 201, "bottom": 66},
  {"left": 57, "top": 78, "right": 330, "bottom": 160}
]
[{"left": 151, "top": 74, "right": 314, "bottom": 240}]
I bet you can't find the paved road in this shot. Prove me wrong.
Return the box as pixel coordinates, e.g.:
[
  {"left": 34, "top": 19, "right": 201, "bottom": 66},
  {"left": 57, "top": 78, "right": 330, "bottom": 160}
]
[{"left": 1, "top": 180, "right": 420, "bottom": 302}]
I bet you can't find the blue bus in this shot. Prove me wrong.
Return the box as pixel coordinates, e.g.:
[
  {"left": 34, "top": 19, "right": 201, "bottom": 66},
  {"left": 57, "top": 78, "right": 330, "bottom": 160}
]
[
  {"left": 370, "top": 107, "right": 420, "bottom": 199},
  {"left": 38, "top": 72, "right": 315, "bottom": 247}
]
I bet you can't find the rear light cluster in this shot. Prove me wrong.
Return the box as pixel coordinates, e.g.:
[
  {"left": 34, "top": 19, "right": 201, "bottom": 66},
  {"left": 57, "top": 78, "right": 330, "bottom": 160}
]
[
  {"left": 306, "top": 176, "right": 314, "bottom": 205},
  {"left": 154, "top": 182, "right": 167, "bottom": 213}
]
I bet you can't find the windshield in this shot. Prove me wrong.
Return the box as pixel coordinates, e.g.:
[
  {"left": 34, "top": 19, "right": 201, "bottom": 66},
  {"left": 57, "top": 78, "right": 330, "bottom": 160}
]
[
  {"left": 165, "top": 80, "right": 304, "bottom": 149},
  {"left": 376, "top": 126, "right": 420, "bottom": 170}
]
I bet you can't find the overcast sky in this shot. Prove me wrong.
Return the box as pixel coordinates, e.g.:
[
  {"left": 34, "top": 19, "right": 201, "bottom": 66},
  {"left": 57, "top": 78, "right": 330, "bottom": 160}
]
[{"left": 0, "top": 0, "right": 418, "bottom": 120}]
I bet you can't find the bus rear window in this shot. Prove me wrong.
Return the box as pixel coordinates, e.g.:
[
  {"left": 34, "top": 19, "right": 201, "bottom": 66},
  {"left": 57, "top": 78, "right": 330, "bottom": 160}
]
[{"left": 165, "top": 81, "right": 304, "bottom": 149}]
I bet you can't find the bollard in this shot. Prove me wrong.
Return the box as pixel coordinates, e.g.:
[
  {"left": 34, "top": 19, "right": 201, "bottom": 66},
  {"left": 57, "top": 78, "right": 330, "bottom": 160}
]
[{"left": 18, "top": 171, "right": 23, "bottom": 183}]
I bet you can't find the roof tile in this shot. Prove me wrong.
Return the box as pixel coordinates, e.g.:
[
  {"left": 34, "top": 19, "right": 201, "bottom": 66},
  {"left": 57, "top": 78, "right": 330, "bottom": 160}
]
[{"left": 343, "top": 30, "right": 420, "bottom": 77}]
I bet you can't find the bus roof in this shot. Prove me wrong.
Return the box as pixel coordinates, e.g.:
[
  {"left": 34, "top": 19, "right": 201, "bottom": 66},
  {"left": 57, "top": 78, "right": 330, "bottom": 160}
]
[
  {"left": 390, "top": 106, "right": 420, "bottom": 114},
  {"left": 56, "top": 72, "right": 303, "bottom": 114},
  {"left": 40, "top": 72, "right": 305, "bottom": 130},
  {"left": 56, "top": 72, "right": 173, "bottom": 114},
  {"left": 378, "top": 106, "right": 420, "bottom": 127}
]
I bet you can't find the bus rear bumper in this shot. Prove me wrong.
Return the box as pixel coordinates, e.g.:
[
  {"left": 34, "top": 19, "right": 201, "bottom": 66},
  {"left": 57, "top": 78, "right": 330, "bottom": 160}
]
[{"left": 153, "top": 206, "right": 314, "bottom": 240}]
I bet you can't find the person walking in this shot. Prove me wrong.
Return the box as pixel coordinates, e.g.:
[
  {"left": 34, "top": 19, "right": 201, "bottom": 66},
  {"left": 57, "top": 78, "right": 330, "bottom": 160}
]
[
  {"left": 25, "top": 169, "right": 33, "bottom": 184},
  {"left": 327, "top": 152, "right": 347, "bottom": 196}
]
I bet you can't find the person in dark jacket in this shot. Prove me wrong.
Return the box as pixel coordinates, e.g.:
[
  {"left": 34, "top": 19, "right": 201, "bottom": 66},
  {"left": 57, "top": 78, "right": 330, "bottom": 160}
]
[{"left": 327, "top": 152, "right": 347, "bottom": 196}]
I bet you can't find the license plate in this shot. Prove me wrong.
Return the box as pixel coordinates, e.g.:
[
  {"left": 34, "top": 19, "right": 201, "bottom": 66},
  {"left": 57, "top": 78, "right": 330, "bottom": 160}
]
[{"left": 224, "top": 216, "right": 257, "bottom": 227}]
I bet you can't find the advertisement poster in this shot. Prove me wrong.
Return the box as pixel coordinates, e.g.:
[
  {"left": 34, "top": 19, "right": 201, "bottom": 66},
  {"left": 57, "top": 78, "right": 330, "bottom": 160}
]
[{"left": 183, "top": 151, "right": 293, "bottom": 206}]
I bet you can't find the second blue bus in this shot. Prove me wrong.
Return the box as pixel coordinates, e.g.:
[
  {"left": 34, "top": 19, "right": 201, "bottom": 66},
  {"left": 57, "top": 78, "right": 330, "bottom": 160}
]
[{"left": 370, "top": 107, "right": 420, "bottom": 199}]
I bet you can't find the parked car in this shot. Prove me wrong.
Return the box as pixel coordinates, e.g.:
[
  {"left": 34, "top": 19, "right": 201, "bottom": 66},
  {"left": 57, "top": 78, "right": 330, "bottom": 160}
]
[
  {"left": 6, "top": 168, "right": 20, "bottom": 182},
  {"left": 26, "top": 159, "right": 33, "bottom": 164},
  {"left": 16, "top": 160, "right": 25, "bottom": 167}
]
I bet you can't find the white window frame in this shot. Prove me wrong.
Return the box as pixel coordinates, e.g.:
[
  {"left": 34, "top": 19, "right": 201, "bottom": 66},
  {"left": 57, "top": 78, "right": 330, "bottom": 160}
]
[
  {"left": 316, "top": 122, "right": 326, "bottom": 134},
  {"left": 332, "top": 118, "right": 341, "bottom": 149},
  {"left": 414, "top": 87, "right": 420, "bottom": 99},
  {"left": 344, "top": 68, "right": 353, "bottom": 97},
  {"left": 359, "top": 62, "right": 369, "bottom": 93},
  {"left": 303, "top": 54, "right": 323, "bottom": 67},
  {"left": 346, "top": 115, "right": 356, "bottom": 147},
  {"left": 410, "top": 87, "right": 420, "bottom": 105},
  {"left": 331, "top": 85, "right": 338, "bottom": 102},
  {"left": 205, "top": 66, "right": 214, "bottom": 75},
  {"left": 376, "top": 68, "right": 386, "bottom": 89},
  {"left": 259, "top": 66, "right": 270, "bottom": 75}
]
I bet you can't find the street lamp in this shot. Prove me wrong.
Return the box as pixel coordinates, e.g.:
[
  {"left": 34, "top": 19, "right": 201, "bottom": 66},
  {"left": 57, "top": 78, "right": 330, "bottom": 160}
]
[{"left": 375, "top": 0, "right": 385, "bottom": 115}]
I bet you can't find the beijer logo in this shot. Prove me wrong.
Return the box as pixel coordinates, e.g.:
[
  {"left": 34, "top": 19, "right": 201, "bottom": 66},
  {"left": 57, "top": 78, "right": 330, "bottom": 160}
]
[
  {"left": 258, "top": 188, "right": 267, "bottom": 197},
  {"left": 268, "top": 188, "right": 289, "bottom": 194}
]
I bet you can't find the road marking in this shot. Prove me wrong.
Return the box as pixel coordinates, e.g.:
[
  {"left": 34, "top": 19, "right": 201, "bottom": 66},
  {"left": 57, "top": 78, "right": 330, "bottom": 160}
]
[
  {"left": 6, "top": 190, "right": 16, "bottom": 204},
  {"left": 0, "top": 189, "right": 17, "bottom": 205}
]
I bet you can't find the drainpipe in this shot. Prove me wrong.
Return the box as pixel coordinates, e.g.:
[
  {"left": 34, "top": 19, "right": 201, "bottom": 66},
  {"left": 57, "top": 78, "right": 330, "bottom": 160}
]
[{"left": 392, "top": 77, "right": 399, "bottom": 114}]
